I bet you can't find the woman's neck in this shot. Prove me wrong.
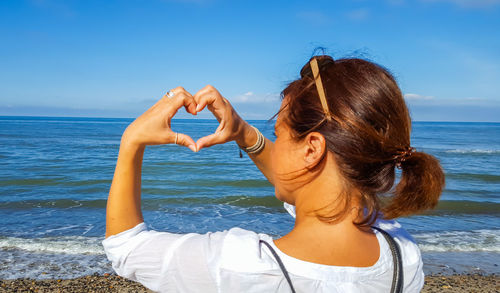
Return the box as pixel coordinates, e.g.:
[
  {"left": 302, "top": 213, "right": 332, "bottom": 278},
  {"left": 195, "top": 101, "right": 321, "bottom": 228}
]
[
  {"left": 274, "top": 155, "right": 379, "bottom": 267},
  {"left": 290, "top": 186, "right": 367, "bottom": 248},
  {"left": 291, "top": 155, "right": 362, "bottom": 228}
]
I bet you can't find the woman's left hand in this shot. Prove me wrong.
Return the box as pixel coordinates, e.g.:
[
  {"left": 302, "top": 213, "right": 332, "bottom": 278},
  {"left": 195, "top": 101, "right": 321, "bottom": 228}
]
[
  {"left": 193, "top": 85, "right": 252, "bottom": 151},
  {"left": 121, "top": 87, "right": 198, "bottom": 152}
]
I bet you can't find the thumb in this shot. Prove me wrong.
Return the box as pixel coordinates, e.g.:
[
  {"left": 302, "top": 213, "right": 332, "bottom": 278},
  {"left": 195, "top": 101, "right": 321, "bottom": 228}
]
[
  {"left": 195, "top": 133, "right": 221, "bottom": 151},
  {"left": 195, "top": 121, "right": 225, "bottom": 151},
  {"left": 174, "top": 132, "right": 197, "bottom": 152}
]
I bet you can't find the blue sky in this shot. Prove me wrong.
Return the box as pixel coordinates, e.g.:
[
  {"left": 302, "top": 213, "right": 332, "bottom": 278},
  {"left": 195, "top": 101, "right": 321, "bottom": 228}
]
[{"left": 0, "top": 0, "right": 499, "bottom": 121}]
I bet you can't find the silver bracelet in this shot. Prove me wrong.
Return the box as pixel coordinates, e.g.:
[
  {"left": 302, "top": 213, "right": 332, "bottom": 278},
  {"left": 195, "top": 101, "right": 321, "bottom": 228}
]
[{"left": 239, "top": 126, "right": 265, "bottom": 154}]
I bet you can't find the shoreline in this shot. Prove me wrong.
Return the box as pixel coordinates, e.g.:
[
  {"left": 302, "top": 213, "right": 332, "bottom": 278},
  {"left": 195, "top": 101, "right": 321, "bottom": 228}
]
[{"left": 1, "top": 274, "right": 498, "bottom": 292}]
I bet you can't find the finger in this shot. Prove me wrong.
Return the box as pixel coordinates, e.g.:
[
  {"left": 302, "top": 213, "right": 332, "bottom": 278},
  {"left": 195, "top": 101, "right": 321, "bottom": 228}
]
[
  {"left": 197, "top": 121, "right": 225, "bottom": 149},
  {"left": 170, "top": 87, "right": 198, "bottom": 115},
  {"left": 194, "top": 97, "right": 209, "bottom": 113},
  {"left": 186, "top": 101, "right": 197, "bottom": 115},
  {"left": 193, "top": 85, "right": 221, "bottom": 113},
  {"left": 193, "top": 88, "right": 214, "bottom": 112},
  {"left": 195, "top": 133, "right": 222, "bottom": 151},
  {"left": 175, "top": 132, "right": 197, "bottom": 152},
  {"left": 180, "top": 92, "right": 198, "bottom": 115}
]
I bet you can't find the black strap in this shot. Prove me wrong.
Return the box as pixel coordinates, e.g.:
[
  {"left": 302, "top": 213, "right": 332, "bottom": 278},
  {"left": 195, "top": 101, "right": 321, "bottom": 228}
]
[
  {"left": 371, "top": 226, "right": 404, "bottom": 293},
  {"left": 260, "top": 227, "right": 404, "bottom": 293},
  {"left": 260, "top": 240, "right": 297, "bottom": 293}
]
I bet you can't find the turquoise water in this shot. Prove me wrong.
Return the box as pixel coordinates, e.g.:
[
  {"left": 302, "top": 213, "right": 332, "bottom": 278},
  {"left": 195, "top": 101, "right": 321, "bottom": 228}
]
[{"left": 0, "top": 116, "right": 498, "bottom": 279}]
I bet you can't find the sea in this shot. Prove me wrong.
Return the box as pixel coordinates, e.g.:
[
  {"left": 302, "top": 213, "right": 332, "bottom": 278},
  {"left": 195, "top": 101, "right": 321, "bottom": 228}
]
[{"left": 0, "top": 116, "right": 498, "bottom": 279}]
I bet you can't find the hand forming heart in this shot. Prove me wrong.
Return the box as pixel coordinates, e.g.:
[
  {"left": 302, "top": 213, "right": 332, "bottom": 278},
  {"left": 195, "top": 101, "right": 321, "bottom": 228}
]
[{"left": 122, "top": 85, "right": 249, "bottom": 153}]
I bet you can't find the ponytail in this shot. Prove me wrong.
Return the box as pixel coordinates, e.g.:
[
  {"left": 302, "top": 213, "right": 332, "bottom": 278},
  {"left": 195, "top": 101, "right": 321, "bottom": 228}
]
[
  {"left": 281, "top": 55, "right": 446, "bottom": 226},
  {"left": 383, "top": 151, "right": 445, "bottom": 219}
]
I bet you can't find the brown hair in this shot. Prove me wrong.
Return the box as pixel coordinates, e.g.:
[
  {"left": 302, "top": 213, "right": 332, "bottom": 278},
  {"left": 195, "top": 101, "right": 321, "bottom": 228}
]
[{"left": 280, "top": 55, "right": 445, "bottom": 226}]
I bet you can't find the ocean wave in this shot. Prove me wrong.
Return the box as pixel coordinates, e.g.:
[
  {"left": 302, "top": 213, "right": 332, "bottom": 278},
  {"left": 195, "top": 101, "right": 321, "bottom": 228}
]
[
  {"left": 0, "top": 195, "right": 284, "bottom": 210},
  {"left": 0, "top": 236, "right": 104, "bottom": 255},
  {"left": 445, "top": 173, "right": 500, "bottom": 183},
  {"left": 415, "top": 229, "right": 500, "bottom": 252},
  {"left": 2, "top": 197, "right": 498, "bottom": 216},
  {"left": 0, "top": 177, "right": 272, "bottom": 189},
  {"left": 0, "top": 249, "right": 111, "bottom": 280},
  {"left": 0, "top": 178, "right": 110, "bottom": 188},
  {"left": 445, "top": 149, "right": 500, "bottom": 154},
  {"left": 424, "top": 200, "right": 500, "bottom": 215},
  {"left": 1, "top": 229, "right": 498, "bottom": 258}
]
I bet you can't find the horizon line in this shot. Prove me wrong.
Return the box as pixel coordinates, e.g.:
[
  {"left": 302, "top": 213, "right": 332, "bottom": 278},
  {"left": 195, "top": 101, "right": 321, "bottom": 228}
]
[{"left": 1, "top": 115, "right": 499, "bottom": 123}]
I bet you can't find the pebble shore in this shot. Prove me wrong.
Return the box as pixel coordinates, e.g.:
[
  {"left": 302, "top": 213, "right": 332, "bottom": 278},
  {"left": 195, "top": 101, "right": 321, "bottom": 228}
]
[{"left": 0, "top": 273, "right": 498, "bottom": 292}]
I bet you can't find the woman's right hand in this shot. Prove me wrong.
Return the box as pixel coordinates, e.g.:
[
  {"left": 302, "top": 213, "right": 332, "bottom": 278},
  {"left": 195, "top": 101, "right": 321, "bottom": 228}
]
[
  {"left": 121, "top": 87, "right": 198, "bottom": 152},
  {"left": 194, "top": 85, "right": 258, "bottom": 151}
]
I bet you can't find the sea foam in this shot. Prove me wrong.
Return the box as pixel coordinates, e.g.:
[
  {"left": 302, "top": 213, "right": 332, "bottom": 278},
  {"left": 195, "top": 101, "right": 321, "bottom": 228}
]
[
  {"left": 0, "top": 236, "right": 104, "bottom": 255},
  {"left": 415, "top": 229, "right": 500, "bottom": 252},
  {"left": 445, "top": 149, "right": 500, "bottom": 154}
]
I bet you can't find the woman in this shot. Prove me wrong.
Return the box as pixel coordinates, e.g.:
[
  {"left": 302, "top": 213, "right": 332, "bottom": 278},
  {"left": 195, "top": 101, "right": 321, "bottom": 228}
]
[{"left": 103, "top": 55, "right": 445, "bottom": 292}]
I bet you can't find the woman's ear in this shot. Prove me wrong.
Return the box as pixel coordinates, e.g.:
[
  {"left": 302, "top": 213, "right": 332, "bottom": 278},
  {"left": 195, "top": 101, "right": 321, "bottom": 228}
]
[{"left": 303, "top": 132, "right": 326, "bottom": 168}]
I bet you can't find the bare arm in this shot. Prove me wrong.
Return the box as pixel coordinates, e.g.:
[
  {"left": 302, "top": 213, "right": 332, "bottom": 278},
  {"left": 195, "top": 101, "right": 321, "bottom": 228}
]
[
  {"left": 105, "top": 88, "right": 198, "bottom": 238},
  {"left": 106, "top": 85, "right": 276, "bottom": 238},
  {"left": 105, "top": 140, "right": 145, "bottom": 237}
]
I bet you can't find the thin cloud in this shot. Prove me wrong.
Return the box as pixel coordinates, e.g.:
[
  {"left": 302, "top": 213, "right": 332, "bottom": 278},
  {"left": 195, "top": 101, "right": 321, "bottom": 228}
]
[
  {"left": 0, "top": 105, "right": 134, "bottom": 118},
  {"left": 229, "top": 92, "right": 280, "bottom": 104},
  {"left": 141, "top": 92, "right": 279, "bottom": 105},
  {"left": 463, "top": 97, "right": 488, "bottom": 101},
  {"left": 404, "top": 93, "right": 434, "bottom": 100},
  {"left": 425, "top": 39, "right": 500, "bottom": 91},
  {"left": 442, "top": 97, "right": 497, "bottom": 105},
  {"left": 405, "top": 94, "right": 499, "bottom": 106},
  {"left": 404, "top": 95, "right": 500, "bottom": 121}
]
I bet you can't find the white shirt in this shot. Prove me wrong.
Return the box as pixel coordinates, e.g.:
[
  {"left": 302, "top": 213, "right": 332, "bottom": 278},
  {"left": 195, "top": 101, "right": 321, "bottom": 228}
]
[{"left": 103, "top": 205, "right": 424, "bottom": 292}]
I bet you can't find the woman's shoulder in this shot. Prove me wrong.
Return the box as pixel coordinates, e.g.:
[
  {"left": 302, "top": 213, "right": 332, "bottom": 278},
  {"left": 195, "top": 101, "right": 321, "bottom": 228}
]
[
  {"left": 372, "top": 218, "right": 422, "bottom": 267},
  {"left": 373, "top": 219, "right": 425, "bottom": 291},
  {"left": 193, "top": 227, "right": 276, "bottom": 273},
  {"left": 204, "top": 226, "right": 271, "bottom": 247},
  {"left": 197, "top": 224, "right": 423, "bottom": 290}
]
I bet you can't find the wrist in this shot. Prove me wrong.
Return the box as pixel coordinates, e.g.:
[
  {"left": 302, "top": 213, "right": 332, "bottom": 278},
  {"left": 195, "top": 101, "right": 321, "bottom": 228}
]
[
  {"left": 235, "top": 122, "right": 258, "bottom": 148},
  {"left": 120, "top": 130, "right": 145, "bottom": 154}
]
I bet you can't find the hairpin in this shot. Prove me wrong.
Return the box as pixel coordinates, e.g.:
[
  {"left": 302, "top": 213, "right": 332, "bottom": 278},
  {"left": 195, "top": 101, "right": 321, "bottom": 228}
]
[{"left": 310, "top": 58, "right": 332, "bottom": 121}]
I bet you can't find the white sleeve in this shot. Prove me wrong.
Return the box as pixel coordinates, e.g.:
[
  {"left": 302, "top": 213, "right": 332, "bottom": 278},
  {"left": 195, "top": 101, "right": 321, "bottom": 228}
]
[
  {"left": 102, "top": 223, "right": 221, "bottom": 292},
  {"left": 376, "top": 219, "right": 425, "bottom": 293},
  {"left": 404, "top": 258, "right": 425, "bottom": 292}
]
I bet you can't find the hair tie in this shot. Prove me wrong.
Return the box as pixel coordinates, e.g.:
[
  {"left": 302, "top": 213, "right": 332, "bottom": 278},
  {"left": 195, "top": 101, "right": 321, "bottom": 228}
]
[
  {"left": 395, "top": 147, "right": 415, "bottom": 169},
  {"left": 310, "top": 58, "right": 332, "bottom": 121}
]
